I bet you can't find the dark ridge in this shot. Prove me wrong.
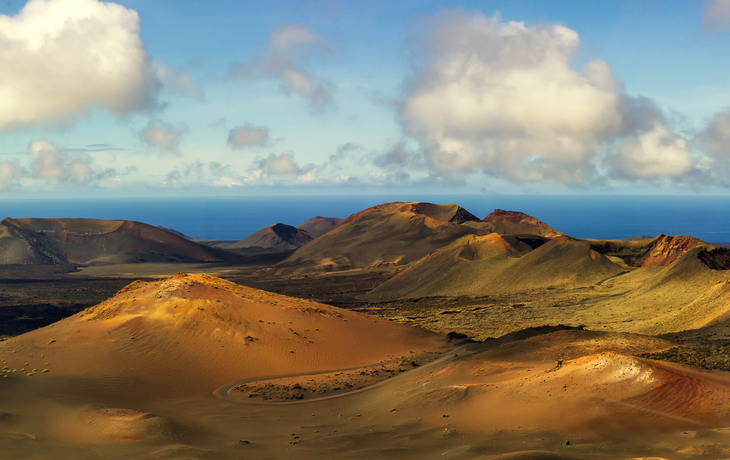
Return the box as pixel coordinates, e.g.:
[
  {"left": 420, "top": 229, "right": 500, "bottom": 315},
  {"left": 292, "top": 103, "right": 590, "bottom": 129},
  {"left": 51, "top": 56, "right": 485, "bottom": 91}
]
[
  {"left": 270, "top": 223, "right": 313, "bottom": 242},
  {"left": 1, "top": 218, "right": 68, "bottom": 265},
  {"left": 450, "top": 206, "right": 481, "bottom": 224},
  {"left": 698, "top": 248, "right": 730, "bottom": 270},
  {"left": 513, "top": 234, "right": 549, "bottom": 250}
]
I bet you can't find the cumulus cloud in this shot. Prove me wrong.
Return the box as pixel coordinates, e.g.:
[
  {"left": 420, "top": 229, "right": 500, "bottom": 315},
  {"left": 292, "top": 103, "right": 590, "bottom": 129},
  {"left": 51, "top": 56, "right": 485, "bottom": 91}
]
[
  {"left": 153, "top": 62, "right": 205, "bottom": 100},
  {"left": 0, "top": 0, "right": 161, "bottom": 130},
  {"left": 0, "top": 160, "right": 25, "bottom": 192},
  {"left": 229, "top": 25, "right": 335, "bottom": 110},
  {"left": 697, "top": 109, "right": 730, "bottom": 157},
  {"left": 254, "top": 152, "right": 316, "bottom": 177},
  {"left": 705, "top": 0, "right": 730, "bottom": 29},
  {"left": 612, "top": 124, "right": 693, "bottom": 179},
  {"left": 140, "top": 119, "right": 187, "bottom": 153},
  {"left": 374, "top": 143, "right": 424, "bottom": 170},
  {"left": 398, "top": 10, "right": 696, "bottom": 183},
  {"left": 228, "top": 123, "right": 270, "bottom": 149},
  {"left": 255, "top": 152, "right": 303, "bottom": 175},
  {"left": 28, "top": 140, "right": 97, "bottom": 184},
  {"left": 400, "top": 11, "right": 623, "bottom": 182}
]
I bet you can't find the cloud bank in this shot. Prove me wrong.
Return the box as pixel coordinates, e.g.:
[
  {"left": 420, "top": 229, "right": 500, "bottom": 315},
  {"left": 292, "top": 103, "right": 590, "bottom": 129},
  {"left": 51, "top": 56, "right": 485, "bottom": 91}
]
[
  {"left": 398, "top": 11, "right": 693, "bottom": 184},
  {"left": 0, "top": 0, "right": 161, "bottom": 130}
]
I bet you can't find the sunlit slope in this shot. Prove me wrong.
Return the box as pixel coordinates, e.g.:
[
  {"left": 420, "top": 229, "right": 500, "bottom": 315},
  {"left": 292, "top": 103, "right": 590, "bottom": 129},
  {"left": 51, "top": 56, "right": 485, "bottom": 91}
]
[
  {"left": 272, "top": 202, "right": 484, "bottom": 274},
  {"left": 365, "top": 328, "right": 730, "bottom": 438},
  {"left": 0, "top": 273, "right": 446, "bottom": 397},
  {"left": 0, "top": 217, "right": 229, "bottom": 265},
  {"left": 272, "top": 202, "right": 560, "bottom": 275},
  {"left": 366, "top": 235, "right": 624, "bottom": 300},
  {"left": 599, "top": 248, "right": 730, "bottom": 335}
]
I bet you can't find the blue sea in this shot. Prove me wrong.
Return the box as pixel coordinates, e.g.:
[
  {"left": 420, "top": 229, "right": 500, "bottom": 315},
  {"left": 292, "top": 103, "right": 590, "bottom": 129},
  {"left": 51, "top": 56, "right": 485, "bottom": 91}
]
[{"left": 0, "top": 195, "right": 729, "bottom": 243}]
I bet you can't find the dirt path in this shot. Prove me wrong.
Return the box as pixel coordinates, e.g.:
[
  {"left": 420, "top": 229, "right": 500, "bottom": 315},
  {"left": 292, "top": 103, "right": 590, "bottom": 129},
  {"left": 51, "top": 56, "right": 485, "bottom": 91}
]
[{"left": 214, "top": 343, "right": 477, "bottom": 405}]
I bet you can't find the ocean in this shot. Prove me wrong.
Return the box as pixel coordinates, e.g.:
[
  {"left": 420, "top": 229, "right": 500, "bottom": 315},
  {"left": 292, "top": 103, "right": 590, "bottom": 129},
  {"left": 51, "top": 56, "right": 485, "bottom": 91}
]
[{"left": 0, "top": 194, "right": 728, "bottom": 243}]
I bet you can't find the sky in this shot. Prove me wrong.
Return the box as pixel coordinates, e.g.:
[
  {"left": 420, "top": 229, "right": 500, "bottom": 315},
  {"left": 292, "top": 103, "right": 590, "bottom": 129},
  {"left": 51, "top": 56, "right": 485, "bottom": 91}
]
[{"left": 2, "top": 0, "right": 730, "bottom": 198}]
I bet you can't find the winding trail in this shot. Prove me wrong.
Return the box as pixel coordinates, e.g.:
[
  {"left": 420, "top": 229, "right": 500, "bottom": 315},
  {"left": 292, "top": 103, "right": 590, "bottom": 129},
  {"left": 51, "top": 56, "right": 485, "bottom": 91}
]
[{"left": 214, "top": 343, "right": 476, "bottom": 405}]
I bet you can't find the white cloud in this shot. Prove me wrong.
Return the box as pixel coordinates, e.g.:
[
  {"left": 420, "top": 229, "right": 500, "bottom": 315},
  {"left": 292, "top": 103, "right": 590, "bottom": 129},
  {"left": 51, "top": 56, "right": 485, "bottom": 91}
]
[
  {"left": 140, "top": 119, "right": 186, "bottom": 153},
  {"left": 0, "top": 0, "right": 161, "bottom": 130},
  {"left": 705, "top": 0, "right": 730, "bottom": 29},
  {"left": 256, "top": 152, "right": 302, "bottom": 175},
  {"left": 697, "top": 109, "right": 730, "bottom": 157},
  {"left": 28, "top": 140, "right": 96, "bottom": 184},
  {"left": 30, "top": 140, "right": 66, "bottom": 179},
  {"left": 153, "top": 61, "right": 205, "bottom": 100},
  {"left": 67, "top": 160, "right": 94, "bottom": 185},
  {"left": 613, "top": 124, "right": 693, "bottom": 179},
  {"left": 229, "top": 25, "right": 334, "bottom": 110},
  {"left": 0, "top": 160, "right": 25, "bottom": 192},
  {"left": 399, "top": 11, "right": 623, "bottom": 183},
  {"left": 397, "top": 10, "right": 702, "bottom": 184},
  {"left": 228, "top": 123, "right": 270, "bottom": 149}
]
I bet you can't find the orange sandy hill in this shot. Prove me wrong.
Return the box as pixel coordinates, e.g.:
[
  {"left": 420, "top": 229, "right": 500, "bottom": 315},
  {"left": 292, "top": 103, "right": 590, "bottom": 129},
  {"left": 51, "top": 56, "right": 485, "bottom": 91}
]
[
  {"left": 0, "top": 273, "right": 447, "bottom": 398},
  {"left": 590, "top": 234, "right": 710, "bottom": 268},
  {"left": 222, "top": 223, "right": 315, "bottom": 252},
  {"left": 365, "top": 234, "right": 624, "bottom": 300},
  {"left": 296, "top": 216, "right": 343, "bottom": 237},
  {"left": 373, "top": 327, "right": 730, "bottom": 438},
  {"left": 271, "top": 202, "right": 560, "bottom": 275},
  {"left": 0, "top": 217, "right": 231, "bottom": 265}
]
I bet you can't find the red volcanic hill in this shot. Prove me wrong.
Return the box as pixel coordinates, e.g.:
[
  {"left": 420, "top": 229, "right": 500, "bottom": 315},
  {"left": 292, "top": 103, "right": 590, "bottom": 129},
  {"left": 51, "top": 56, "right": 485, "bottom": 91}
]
[
  {"left": 223, "top": 223, "right": 315, "bottom": 252},
  {"left": 296, "top": 216, "right": 343, "bottom": 237},
  {"left": 0, "top": 217, "right": 230, "bottom": 265},
  {"left": 271, "top": 202, "right": 560, "bottom": 275},
  {"left": 479, "top": 209, "right": 563, "bottom": 237},
  {"left": 0, "top": 273, "right": 447, "bottom": 397},
  {"left": 591, "top": 234, "right": 709, "bottom": 267}
]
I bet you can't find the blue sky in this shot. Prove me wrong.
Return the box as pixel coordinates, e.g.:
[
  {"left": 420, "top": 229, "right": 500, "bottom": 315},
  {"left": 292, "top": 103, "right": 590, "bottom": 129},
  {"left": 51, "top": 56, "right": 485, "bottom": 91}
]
[{"left": 2, "top": 0, "right": 730, "bottom": 198}]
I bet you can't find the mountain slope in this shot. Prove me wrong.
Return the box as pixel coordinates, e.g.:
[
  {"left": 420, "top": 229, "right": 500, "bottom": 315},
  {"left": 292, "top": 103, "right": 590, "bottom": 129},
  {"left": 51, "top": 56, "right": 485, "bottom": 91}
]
[
  {"left": 591, "top": 234, "right": 708, "bottom": 267},
  {"left": 470, "top": 209, "right": 563, "bottom": 238},
  {"left": 271, "top": 202, "right": 487, "bottom": 274},
  {"left": 0, "top": 273, "right": 447, "bottom": 397},
  {"left": 224, "top": 223, "right": 315, "bottom": 251},
  {"left": 365, "top": 235, "right": 623, "bottom": 300},
  {"left": 0, "top": 217, "right": 230, "bottom": 265},
  {"left": 296, "top": 216, "right": 343, "bottom": 237}
]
